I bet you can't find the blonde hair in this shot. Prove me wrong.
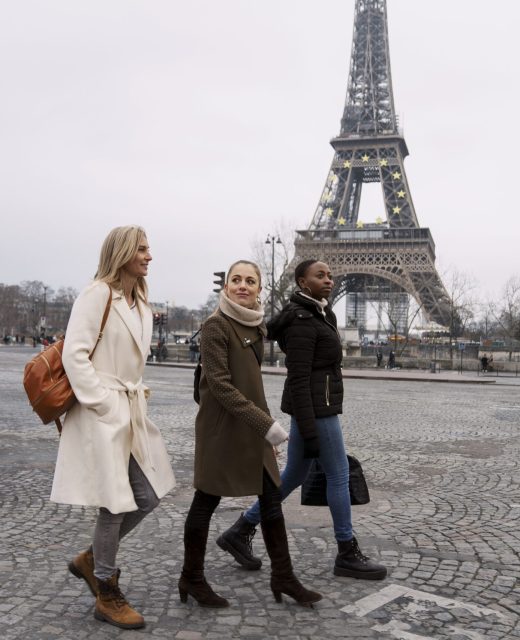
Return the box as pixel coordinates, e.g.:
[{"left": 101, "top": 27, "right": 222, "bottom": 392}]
[
  {"left": 94, "top": 225, "right": 149, "bottom": 303},
  {"left": 226, "top": 260, "right": 262, "bottom": 286}
]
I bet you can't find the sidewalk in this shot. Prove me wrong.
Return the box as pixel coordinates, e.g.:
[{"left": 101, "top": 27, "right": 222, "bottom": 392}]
[
  {"left": 148, "top": 361, "right": 512, "bottom": 385},
  {"left": 5, "top": 344, "right": 515, "bottom": 385}
]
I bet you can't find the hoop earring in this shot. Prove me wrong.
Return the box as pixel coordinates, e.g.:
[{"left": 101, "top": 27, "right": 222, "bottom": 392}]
[{"left": 256, "top": 296, "right": 261, "bottom": 305}]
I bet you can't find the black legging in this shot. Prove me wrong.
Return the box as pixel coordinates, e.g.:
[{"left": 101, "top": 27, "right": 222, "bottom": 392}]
[{"left": 185, "top": 469, "right": 282, "bottom": 535}]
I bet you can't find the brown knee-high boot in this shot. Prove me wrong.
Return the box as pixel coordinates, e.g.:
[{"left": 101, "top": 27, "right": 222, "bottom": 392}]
[
  {"left": 178, "top": 528, "right": 229, "bottom": 608},
  {"left": 261, "top": 516, "right": 322, "bottom": 607}
]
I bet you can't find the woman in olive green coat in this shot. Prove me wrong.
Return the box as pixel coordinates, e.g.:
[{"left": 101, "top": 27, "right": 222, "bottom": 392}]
[{"left": 178, "top": 260, "right": 321, "bottom": 608}]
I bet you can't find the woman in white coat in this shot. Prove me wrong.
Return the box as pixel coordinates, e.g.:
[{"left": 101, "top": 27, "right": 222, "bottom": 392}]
[{"left": 50, "top": 225, "right": 175, "bottom": 630}]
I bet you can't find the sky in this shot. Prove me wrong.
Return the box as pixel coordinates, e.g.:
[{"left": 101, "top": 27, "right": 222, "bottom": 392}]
[{"left": 1, "top": 0, "right": 518, "bottom": 313}]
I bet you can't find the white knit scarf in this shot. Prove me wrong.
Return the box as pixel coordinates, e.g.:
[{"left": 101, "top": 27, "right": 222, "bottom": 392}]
[{"left": 218, "top": 291, "right": 265, "bottom": 327}]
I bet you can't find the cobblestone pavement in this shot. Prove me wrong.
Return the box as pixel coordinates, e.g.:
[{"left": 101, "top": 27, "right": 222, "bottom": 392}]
[{"left": 1, "top": 349, "right": 519, "bottom": 640}]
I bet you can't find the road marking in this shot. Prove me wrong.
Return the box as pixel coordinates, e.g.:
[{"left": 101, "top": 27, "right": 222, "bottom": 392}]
[
  {"left": 370, "top": 619, "right": 486, "bottom": 640},
  {"left": 370, "top": 619, "right": 432, "bottom": 639},
  {"left": 491, "top": 405, "right": 520, "bottom": 410},
  {"left": 341, "top": 583, "right": 507, "bottom": 620}
]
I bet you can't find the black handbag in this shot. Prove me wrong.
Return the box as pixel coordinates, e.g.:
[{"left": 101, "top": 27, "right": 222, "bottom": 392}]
[
  {"left": 300, "top": 455, "right": 370, "bottom": 506},
  {"left": 348, "top": 455, "right": 371, "bottom": 505}
]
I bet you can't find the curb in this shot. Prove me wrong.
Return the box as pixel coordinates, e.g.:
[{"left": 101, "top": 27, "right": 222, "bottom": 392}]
[{"left": 146, "top": 361, "right": 497, "bottom": 384}]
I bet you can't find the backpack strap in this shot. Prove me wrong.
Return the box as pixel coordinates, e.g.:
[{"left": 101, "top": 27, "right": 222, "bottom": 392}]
[
  {"left": 89, "top": 290, "right": 112, "bottom": 361},
  {"left": 57, "top": 289, "right": 112, "bottom": 435}
]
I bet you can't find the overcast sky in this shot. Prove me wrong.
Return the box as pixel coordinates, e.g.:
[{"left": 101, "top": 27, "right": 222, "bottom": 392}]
[{"left": 1, "top": 0, "right": 518, "bottom": 312}]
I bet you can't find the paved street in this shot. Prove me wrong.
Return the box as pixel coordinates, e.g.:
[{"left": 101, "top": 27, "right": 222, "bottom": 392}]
[{"left": 1, "top": 348, "right": 519, "bottom": 640}]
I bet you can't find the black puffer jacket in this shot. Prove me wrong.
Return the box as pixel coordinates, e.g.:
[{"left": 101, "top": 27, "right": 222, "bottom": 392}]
[{"left": 267, "top": 291, "right": 343, "bottom": 443}]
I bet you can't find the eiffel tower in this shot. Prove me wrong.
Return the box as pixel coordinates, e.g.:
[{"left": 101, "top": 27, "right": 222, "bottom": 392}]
[{"left": 289, "top": 0, "right": 451, "bottom": 328}]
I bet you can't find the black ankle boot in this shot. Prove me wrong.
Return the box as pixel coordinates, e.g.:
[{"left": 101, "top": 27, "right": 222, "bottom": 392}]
[
  {"left": 334, "top": 537, "right": 387, "bottom": 580},
  {"left": 216, "top": 513, "right": 262, "bottom": 570}
]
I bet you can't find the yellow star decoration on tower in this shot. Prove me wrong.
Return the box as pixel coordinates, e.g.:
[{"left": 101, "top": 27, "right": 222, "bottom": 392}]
[
  {"left": 343, "top": 160, "right": 351, "bottom": 168},
  {"left": 324, "top": 208, "right": 333, "bottom": 217},
  {"left": 375, "top": 217, "right": 384, "bottom": 224},
  {"left": 379, "top": 159, "right": 388, "bottom": 166},
  {"left": 392, "top": 206, "right": 401, "bottom": 215},
  {"left": 397, "top": 190, "right": 406, "bottom": 198},
  {"left": 392, "top": 171, "right": 401, "bottom": 180},
  {"left": 361, "top": 154, "right": 370, "bottom": 162},
  {"left": 338, "top": 216, "right": 346, "bottom": 225},
  {"left": 356, "top": 220, "right": 364, "bottom": 228}
]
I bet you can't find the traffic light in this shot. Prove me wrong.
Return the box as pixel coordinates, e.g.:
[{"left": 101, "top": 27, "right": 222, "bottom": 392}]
[
  {"left": 153, "top": 313, "right": 161, "bottom": 326},
  {"left": 160, "top": 313, "right": 167, "bottom": 326},
  {"left": 213, "top": 271, "right": 225, "bottom": 293}
]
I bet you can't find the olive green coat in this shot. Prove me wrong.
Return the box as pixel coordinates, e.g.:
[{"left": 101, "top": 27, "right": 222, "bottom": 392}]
[{"left": 193, "top": 310, "right": 281, "bottom": 496}]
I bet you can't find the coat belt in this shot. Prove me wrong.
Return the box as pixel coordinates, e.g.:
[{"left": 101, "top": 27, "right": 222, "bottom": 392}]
[{"left": 97, "top": 372, "right": 155, "bottom": 471}]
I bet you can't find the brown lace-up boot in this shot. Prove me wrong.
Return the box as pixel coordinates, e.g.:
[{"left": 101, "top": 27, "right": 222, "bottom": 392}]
[
  {"left": 94, "top": 570, "right": 145, "bottom": 629},
  {"left": 68, "top": 547, "right": 97, "bottom": 596}
]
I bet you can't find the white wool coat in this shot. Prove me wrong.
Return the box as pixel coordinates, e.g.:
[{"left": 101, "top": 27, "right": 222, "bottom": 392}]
[{"left": 50, "top": 281, "right": 175, "bottom": 514}]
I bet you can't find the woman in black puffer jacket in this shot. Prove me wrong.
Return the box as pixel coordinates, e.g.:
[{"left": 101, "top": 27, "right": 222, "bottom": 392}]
[{"left": 218, "top": 260, "right": 387, "bottom": 580}]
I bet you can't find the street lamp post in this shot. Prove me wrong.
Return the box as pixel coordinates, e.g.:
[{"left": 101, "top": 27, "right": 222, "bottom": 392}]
[
  {"left": 41, "top": 285, "right": 48, "bottom": 338},
  {"left": 265, "top": 234, "right": 282, "bottom": 366}
]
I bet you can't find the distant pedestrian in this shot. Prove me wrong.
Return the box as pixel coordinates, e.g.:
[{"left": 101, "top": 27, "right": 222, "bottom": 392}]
[
  {"left": 481, "top": 354, "right": 489, "bottom": 372},
  {"left": 188, "top": 339, "right": 199, "bottom": 363},
  {"left": 376, "top": 349, "right": 383, "bottom": 367},
  {"left": 50, "top": 225, "right": 175, "bottom": 630},
  {"left": 387, "top": 350, "right": 395, "bottom": 369}
]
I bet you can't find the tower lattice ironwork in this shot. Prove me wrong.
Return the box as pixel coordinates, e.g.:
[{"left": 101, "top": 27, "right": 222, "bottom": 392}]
[{"left": 288, "top": 0, "right": 450, "bottom": 327}]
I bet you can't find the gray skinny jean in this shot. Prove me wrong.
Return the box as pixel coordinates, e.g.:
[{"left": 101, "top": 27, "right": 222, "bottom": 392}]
[{"left": 93, "top": 455, "right": 159, "bottom": 580}]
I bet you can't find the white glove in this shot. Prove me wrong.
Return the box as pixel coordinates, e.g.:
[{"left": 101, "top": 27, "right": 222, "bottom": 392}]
[{"left": 265, "top": 420, "right": 289, "bottom": 446}]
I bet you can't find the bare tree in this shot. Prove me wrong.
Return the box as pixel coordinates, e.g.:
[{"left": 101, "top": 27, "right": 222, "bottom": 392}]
[
  {"left": 0, "top": 284, "right": 22, "bottom": 336},
  {"left": 197, "top": 294, "right": 218, "bottom": 324},
  {"left": 443, "top": 268, "right": 478, "bottom": 360},
  {"left": 20, "top": 280, "right": 47, "bottom": 300},
  {"left": 490, "top": 276, "right": 520, "bottom": 360},
  {"left": 250, "top": 221, "right": 296, "bottom": 319},
  {"left": 53, "top": 287, "right": 77, "bottom": 306},
  {"left": 367, "top": 294, "right": 424, "bottom": 357},
  {"left": 473, "top": 302, "right": 498, "bottom": 343},
  {"left": 0, "top": 280, "right": 76, "bottom": 338},
  {"left": 49, "top": 287, "right": 78, "bottom": 334}
]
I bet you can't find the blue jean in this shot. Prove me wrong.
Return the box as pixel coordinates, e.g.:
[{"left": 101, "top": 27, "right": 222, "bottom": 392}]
[{"left": 244, "top": 415, "right": 353, "bottom": 542}]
